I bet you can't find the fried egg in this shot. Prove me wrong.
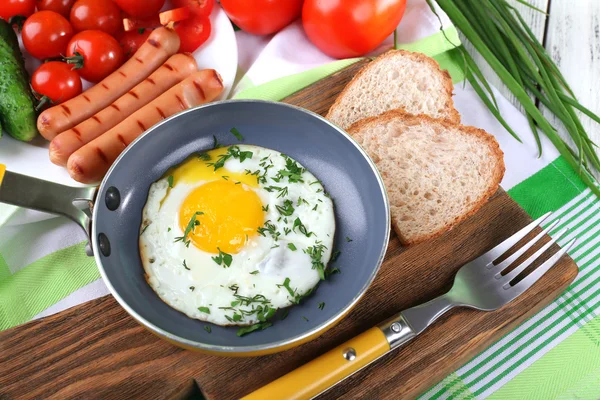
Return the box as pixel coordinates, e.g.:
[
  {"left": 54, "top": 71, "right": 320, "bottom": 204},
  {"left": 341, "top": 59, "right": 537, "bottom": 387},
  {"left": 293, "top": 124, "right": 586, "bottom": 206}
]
[{"left": 140, "top": 145, "right": 335, "bottom": 326}]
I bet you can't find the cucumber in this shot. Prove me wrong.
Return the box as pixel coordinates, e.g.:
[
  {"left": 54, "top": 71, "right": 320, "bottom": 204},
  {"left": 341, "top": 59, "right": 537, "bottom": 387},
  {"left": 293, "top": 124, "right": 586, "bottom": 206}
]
[
  {"left": 0, "top": 20, "right": 29, "bottom": 81},
  {"left": 0, "top": 21, "right": 38, "bottom": 142}
]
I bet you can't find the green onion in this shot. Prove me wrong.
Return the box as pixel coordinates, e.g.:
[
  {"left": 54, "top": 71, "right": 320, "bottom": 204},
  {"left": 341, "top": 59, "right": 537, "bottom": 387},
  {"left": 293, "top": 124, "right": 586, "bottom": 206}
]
[{"left": 426, "top": 0, "right": 600, "bottom": 196}]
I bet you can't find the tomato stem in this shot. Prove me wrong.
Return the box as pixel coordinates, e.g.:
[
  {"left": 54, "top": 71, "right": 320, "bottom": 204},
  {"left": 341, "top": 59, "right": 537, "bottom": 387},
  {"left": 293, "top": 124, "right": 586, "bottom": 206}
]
[
  {"left": 63, "top": 52, "right": 85, "bottom": 70},
  {"left": 35, "top": 95, "right": 53, "bottom": 113},
  {"left": 8, "top": 16, "right": 26, "bottom": 32}
]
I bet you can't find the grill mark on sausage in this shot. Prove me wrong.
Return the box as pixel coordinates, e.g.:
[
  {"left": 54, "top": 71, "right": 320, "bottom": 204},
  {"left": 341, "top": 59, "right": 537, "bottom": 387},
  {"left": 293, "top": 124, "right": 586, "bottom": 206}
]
[
  {"left": 135, "top": 57, "right": 143, "bottom": 64},
  {"left": 119, "top": 71, "right": 126, "bottom": 78},
  {"left": 111, "top": 104, "right": 120, "bottom": 112},
  {"left": 92, "top": 115, "right": 101, "bottom": 124},
  {"left": 148, "top": 39, "right": 160, "bottom": 48},
  {"left": 156, "top": 107, "right": 166, "bottom": 119},
  {"left": 61, "top": 104, "right": 71, "bottom": 116},
  {"left": 102, "top": 83, "right": 109, "bottom": 90},
  {"left": 117, "top": 134, "right": 128, "bottom": 148},
  {"left": 212, "top": 70, "right": 223, "bottom": 87},
  {"left": 146, "top": 77, "right": 156, "bottom": 85},
  {"left": 193, "top": 80, "right": 205, "bottom": 100},
  {"left": 175, "top": 94, "right": 186, "bottom": 110},
  {"left": 72, "top": 127, "right": 82, "bottom": 138},
  {"left": 128, "top": 90, "right": 139, "bottom": 99},
  {"left": 82, "top": 94, "right": 91, "bottom": 102},
  {"left": 96, "top": 147, "right": 109, "bottom": 163},
  {"left": 137, "top": 120, "right": 146, "bottom": 131},
  {"left": 163, "top": 63, "right": 174, "bottom": 71}
]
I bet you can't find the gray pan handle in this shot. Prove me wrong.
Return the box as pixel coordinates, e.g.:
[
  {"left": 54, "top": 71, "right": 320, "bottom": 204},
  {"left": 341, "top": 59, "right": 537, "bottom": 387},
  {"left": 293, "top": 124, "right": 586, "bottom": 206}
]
[{"left": 0, "top": 168, "right": 97, "bottom": 255}]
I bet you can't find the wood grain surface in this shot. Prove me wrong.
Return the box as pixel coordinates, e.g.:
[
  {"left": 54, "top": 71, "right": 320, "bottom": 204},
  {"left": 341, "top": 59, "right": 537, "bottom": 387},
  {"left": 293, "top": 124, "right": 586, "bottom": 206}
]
[{"left": 0, "top": 60, "right": 578, "bottom": 400}]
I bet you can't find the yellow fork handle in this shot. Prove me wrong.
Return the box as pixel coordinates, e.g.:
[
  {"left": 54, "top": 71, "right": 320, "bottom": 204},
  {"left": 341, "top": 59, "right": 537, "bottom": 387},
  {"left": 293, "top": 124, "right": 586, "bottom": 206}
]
[
  {"left": 0, "top": 164, "right": 5, "bottom": 186},
  {"left": 242, "top": 327, "right": 390, "bottom": 400}
]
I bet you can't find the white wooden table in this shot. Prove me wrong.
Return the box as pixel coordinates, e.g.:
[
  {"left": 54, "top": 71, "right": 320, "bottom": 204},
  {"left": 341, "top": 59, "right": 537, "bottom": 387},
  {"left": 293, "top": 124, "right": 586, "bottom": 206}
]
[{"left": 464, "top": 0, "right": 600, "bottom": 177}]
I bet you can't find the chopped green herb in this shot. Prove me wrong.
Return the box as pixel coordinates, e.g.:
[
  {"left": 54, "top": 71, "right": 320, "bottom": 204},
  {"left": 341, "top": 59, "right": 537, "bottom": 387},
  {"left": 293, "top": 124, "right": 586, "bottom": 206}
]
[
  {"left": 230, "top": 127, "right": 244, "bottom": 141},
  {"left": 262, "top": 204, "right": 269, "bottom": 212},
  {"left": 271, "top": 244, "right": 280, "bottom": 249},
  {"left": 346, "top": 236, "right": 353, "bottom": 242},
  {"left": 278, "top": 277, "right": 296, "bottom": 298},
  {"left": 312, "top": 204, "right": 318, "bottom": 211},
  {"left": 140, "top": 223, "right": 151, "bottom": 236},
  {"left": 250, "top": 270, "right": 259, "bottom": 275},
  {"left": 331, "top": 250, "right": 341, "bottom": 262},
  {"left": 302, "top": 316, "right": 309, "bottom": 322},
  {"left": 264, "top": 185, "right": 288, "bottom": 198},
  {"left": 310, "top": 180, "right": 321, "bottom": 186},
  {"left": 277, "top": 155, "right": 305, "bottom": 183},
  {"left": 232, "top": 313, "right": 242, "bottom": 322},
  {"left": 236, "top": 322, "right": 272, "bottom": 337},
  {"left": 222, "top": 175, "right": 229, "bottom": 181},
  {"left": 212, "top": 247, "right": 233, "bottom": 268},
  {"left": 212, "top": 135, "right": 221, "bottom": 149},
  {"left": 305, "top": 243, "right": 327, "bottom": 280},
  {"left": 168, "top": 227, "right": 171, "bottom": 232},
  {"left": 292, "top": 217, "right": 313, "bottom": 237},
  {"left": 276, "top": 199, "right": 295, "bottom": 216},
  {"left": 283, "top": 227, "right": 291, "bottom": 235},
  {"left": 183, "top": 260, "right": 190, "bottom": 270},
  {"left": 167, "top": 175, "right": 174, "bottom": 188},
  {"left": 204, "top": 325, "right": 211, "bottom": 333},
  {"left": 325, "top": 267, "right": 341, "bottom": 278},
  {"left": 318, "top": 302, "right": 325, "bottom": 310},
  {"left": 207, "top": 145, "right": 253, "bottom": 171},
  {"left": 225, "top": 315, "right": 234, "bottom": 322},
  {"left": 280, "top": 309, "right": 289, "bottom": 320},
  {"left": 174, "top": 211, "right": 203, "bottom": 246},
  {"left": 257, "top": 221, "right": 280, "bottom": 241},
  {"left": 235, "top": 181, "right": 241, "bottom": 185},
  {"left": 198, "top": 307, "right": 210, "bottom": 314},
  {"left": 197, "top": 151, "right": 211, "bottom": 161},
  {"left": 190, "top": 286, "right": 195, "bottom": 291},
  {"left": 231, "top": 301, "right": 241, "bottom": 307},
  {"left": 287, "top": 243, "right": 297, "bottom": 251}
]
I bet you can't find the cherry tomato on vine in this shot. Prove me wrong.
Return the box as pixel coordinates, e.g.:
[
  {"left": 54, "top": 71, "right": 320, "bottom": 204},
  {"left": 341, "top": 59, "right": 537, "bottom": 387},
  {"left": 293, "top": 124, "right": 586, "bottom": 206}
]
[
  {"left": 119, "top": 28, "right": 151, "bottom": 59},
  {"left": 0, "top": 0, "right": 36, "bottom": 21},
  {"left": 66, "top": 30, "right": 124, "bottom": 83},
  {"left": 37, "top": 0, "right": 76, "bottom": 18},
  {"left": 22, "top": 11, "right": 74, "bottom": 60},
  {"left": 302, "top": 0, "right": 407, "bottom": 59},
  {"left": 32, "top": 61, "right": 82, "bottom": 105},
  {"left": 70, "top": 0, "right": 122, "bottom": 37},
  {"left": 172, "top": 0, "right": 213, "bottom": 17},
  {"left": 220, "top": 0, "right": 302, "bottom": 35},
  {"left": 173, "top": 14, "right": 211, "bottom": 53},
  {"left": 113, "top": 0, "right": 165, "bottom": 18}
]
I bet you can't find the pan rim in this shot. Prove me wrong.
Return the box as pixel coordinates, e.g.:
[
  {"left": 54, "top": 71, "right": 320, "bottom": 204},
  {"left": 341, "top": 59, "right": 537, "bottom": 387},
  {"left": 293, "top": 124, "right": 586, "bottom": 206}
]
[{"left": 92, "top": 99, "right": 391, "bottom": 354}]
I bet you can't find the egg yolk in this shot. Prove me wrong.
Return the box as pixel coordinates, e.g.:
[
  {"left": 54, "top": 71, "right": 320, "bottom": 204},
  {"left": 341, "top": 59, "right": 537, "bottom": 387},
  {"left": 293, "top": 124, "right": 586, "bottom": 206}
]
[{"left": 179, "top": 180, "right": 264, "bottom": 254}]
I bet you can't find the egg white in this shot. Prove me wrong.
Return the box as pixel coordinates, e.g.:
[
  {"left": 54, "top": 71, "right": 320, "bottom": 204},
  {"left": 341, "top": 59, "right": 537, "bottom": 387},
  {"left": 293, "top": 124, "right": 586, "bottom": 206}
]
[{"left": 140, "top": 145, "right": 335, "bottom": 326}]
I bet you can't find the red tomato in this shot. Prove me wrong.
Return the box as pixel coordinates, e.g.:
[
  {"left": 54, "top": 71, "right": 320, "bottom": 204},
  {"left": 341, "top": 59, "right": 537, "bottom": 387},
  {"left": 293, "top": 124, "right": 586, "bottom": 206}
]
[
  {"left": 220, "top": 0, "right": 301, "bottom": 35},
  {"left": 37, "top": 0, "right": 76, "bottom": 18},
  {"left": 119, "top": 28, "right": 151, "bottom": 59},
  {"left": 0, "top": 0, "right": 36, "bottom": 20},
  {"left": 70, "top": 0, "right": 122, "bottom": 37},
  {"left": 302, "top": 0, "right": 407, "bottom": 59},
  {"left": 66, "top": 30, "right": 124, "bottom": 83},
  {"left": 31, "top": 61, "right": 82, "bottom": 104},
  {"left": 172, "top": 0, "right": 213, "bottom": 17},
  {"left": 159, "top": 7, "right": 190, "bottom": 25},
  {"left": 22, "top": 11, "right": 74, "bottom": 60},
  {"left": 173, "top": 14, "right": 211, "bottom": 53},
  {"left": 113, "top": 0, "right": 165, "bottom": 18}
]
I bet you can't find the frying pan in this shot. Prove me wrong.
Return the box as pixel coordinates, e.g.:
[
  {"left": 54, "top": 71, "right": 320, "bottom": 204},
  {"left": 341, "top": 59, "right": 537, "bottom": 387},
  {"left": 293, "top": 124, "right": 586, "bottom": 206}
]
[{"left": 0, "top": 100, "right": 390, "bottom": 356}]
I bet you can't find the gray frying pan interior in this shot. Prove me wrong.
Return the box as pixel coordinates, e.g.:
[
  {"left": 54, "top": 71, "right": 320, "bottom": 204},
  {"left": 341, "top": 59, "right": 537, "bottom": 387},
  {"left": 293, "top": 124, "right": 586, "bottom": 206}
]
[{"left": 93, "top": 100, "right": 390, "bottom": 353}]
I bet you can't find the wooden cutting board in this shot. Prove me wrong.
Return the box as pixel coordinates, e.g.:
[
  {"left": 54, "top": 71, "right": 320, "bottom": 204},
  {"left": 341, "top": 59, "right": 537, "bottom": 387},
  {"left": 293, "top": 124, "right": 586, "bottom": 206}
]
[{"left": 0, "top": 60, "right": 578, "bottom": 400}]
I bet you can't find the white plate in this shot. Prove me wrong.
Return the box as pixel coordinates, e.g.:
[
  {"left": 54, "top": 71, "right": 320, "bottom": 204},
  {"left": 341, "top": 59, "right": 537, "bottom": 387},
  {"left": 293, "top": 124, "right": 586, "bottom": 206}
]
[{"left": 0, "top": 4, "right": 238, "bottom": 186}]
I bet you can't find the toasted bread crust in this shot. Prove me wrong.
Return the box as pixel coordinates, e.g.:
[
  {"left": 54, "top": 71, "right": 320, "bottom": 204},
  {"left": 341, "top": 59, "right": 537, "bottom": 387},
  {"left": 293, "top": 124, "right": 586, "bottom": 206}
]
[
  {"left": 326, "top": 49, "right": 460, "bottom": 126},
  {"left": 348, "top": 110, "right": 505, "bottom": 245}
]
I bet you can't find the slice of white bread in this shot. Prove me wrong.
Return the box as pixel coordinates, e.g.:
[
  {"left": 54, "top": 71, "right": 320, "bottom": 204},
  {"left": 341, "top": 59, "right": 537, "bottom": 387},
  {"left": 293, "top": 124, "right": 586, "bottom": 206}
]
[
  {"left": 327, "top": 50, "right": 460, "bottom": 130},
  {"left": 348, "top": 110, "right": 505, "bottom": 245}
]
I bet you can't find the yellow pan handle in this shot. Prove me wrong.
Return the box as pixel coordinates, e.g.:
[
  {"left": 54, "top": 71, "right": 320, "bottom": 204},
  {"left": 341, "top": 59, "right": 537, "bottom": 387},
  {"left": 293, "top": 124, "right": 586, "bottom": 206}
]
[
  {"left": 242, "top": 327, "right": 390, "bottom": 400},
  {"left": 0, "top": 164, "right": 5, "bottom": 186}
]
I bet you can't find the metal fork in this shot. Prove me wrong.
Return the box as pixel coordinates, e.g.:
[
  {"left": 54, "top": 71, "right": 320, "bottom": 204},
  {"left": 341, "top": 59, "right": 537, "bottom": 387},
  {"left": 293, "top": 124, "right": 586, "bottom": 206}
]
[{"left": 243, "top": 212, "right": 577, "bottom": 400}]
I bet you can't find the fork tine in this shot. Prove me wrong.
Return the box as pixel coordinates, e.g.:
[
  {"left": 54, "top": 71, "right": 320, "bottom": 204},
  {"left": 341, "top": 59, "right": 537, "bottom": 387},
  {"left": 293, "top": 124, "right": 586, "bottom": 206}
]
[
  {"left": 478, "top": 211, "right": 553, "bottom": 265},
  {"left": 508, "top": 238, "right": 577, "bottom": 296},
  {"left": 498, "top": 228, "right": 570, "bottom": 286},
  {"left": 492, "top": 218, "right": 562, "bottom": 273}
]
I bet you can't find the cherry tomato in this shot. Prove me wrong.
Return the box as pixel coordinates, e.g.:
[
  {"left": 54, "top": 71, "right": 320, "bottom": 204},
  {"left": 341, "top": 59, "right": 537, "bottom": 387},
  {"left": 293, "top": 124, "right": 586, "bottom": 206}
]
[
  {"left": 119, "top": 28, "right": 151, "bottom": 59},
  {"left": 0, "top": 0, "right": 36, "bottom": 20},
  {"left": 302, "top": 0, "right": 407, "bottom": 59},
  {"left": 70, "top": 0, "right": 122, "bottom": 37},
  {"left": 66, "top": 30, "right": 124, "bottom": 83},
  {"left": 32, "top": 61, "right": 82, "bottom": 104},
  {"left": 113, "top": 0, "right": 165, "bottom": 18},
  {"left": 173, "top": 14, "right": 211, "bottom": 53},
  {"left": 37, "top": 0, "right": 76, "bottom": 18},
  {"left": 172, "top": 0, "right": 213, "bottom": 18},
  {"left": 22, "top": 11, "right": 74, "bottom": 60},
  {"left": 220, "top": 0, "right": 301, "bottom": 35}
]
